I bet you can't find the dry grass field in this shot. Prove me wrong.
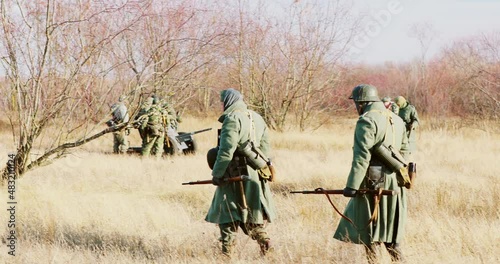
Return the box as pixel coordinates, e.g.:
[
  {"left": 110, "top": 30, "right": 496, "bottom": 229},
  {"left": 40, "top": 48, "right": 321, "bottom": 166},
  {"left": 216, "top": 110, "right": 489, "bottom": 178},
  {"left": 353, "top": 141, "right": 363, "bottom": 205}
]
[{"left": 1, "top": 116, "right": 499, "bottom": 264}]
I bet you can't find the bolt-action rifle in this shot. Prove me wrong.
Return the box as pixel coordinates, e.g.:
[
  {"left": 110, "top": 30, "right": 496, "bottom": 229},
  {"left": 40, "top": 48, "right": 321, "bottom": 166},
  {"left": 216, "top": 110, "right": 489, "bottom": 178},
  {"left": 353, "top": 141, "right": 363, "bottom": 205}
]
[
  {"left": 182, "top": 175, "right": 250, "bottom": 185},
  {"left": 290, "top": 188, "right": 398, "bottom": 196},
  {"left": 290, "top": 187, "right": 398, "bottom": 227}
]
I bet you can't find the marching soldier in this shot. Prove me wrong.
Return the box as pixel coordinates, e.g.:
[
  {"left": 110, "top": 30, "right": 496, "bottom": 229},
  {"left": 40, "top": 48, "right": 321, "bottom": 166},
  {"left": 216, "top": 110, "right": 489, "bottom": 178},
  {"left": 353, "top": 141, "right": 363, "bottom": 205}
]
[
  {"left": 205, "top": 88, "right": 277, "bottom": 257},
  {"left": 395, "top": 96, "right": 420, "bottom": 153},
  {"left": 334, "top": 84, "right": 410, "bottom": 263}
]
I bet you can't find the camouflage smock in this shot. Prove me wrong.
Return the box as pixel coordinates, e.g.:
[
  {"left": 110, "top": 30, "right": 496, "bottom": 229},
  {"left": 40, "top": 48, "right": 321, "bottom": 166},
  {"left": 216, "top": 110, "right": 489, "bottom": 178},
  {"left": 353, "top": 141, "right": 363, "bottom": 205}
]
[
  {"left": 205, "top": 100, "right": 277, "bottom": 225},
  {"left": 334, "top": 102, "right": 409, "bottom": 245}
]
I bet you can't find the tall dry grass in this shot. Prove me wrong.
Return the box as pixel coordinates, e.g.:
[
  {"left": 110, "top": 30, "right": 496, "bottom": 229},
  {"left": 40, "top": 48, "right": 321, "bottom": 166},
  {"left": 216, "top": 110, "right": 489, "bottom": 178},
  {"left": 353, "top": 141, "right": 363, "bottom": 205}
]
[{"left": 0, "top": 116, "right": 499, "bottom": 264}]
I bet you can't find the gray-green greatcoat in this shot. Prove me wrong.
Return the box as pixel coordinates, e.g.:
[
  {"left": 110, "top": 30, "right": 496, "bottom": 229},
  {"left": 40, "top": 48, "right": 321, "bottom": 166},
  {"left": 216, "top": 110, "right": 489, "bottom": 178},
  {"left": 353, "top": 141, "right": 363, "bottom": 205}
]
[
  {"left": 205, "top": 100, "right": 277, "bottom": 225},
  {"left": 398, "top": 102, "right": 419, "bottom": 152},
  {"left": 334, "top": 102, "right": 409, "bottom": 245}
]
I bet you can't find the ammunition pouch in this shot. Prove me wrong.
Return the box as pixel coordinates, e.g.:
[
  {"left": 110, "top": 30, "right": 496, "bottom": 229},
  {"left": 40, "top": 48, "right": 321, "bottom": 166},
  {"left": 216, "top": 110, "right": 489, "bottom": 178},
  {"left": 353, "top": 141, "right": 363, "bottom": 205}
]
[
  {"left": 258, "top": 166, "right": 273, "bottom": 181},
  {"left": 372, "top": 143, "right": 411, "bottom": 188},
  {"left": 227, "top": 156, "right": 248, "bottom": 177}
]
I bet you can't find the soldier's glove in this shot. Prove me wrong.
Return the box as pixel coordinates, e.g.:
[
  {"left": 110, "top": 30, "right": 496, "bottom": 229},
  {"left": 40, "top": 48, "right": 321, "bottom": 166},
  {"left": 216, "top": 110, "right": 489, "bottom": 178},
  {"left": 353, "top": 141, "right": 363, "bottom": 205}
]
[
  {"left": 212, "top": 176, "right": 223, "bottom": 186},
  {"left": 343, "top": 187, "right": 357, "bottom": 197}
]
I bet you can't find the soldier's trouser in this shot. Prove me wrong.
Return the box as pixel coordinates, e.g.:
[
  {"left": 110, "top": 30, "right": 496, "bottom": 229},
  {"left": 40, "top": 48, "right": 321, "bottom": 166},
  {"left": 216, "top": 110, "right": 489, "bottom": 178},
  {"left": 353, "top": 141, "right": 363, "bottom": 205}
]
[
  {"left": 219, "top": 222, "right": 270, "bottom": 255},
  {"left": 137, "top": 128, "right": 146, "bottom": 146},
  {"left": 113, "top": 131, "right": 128, "bottom": 154},
  {"left": 141, "top": 134, "right": 158, "bottom": 157},
  {"left": 151, "top": 134, "right": 164, "bottom": 157}
]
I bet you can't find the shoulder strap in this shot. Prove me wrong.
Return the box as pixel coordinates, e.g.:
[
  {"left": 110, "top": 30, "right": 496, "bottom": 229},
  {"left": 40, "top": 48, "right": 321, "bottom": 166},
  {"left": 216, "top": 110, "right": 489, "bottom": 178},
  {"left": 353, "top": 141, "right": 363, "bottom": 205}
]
[
  {"left": 364, "top": 109, "right": 395, "bottom": 147},
  {"left": 246, "top": 110, "right": 257, "bottom": 143},
  {"left": 228, "top": 109, "right": 257, "bottom": 145}
]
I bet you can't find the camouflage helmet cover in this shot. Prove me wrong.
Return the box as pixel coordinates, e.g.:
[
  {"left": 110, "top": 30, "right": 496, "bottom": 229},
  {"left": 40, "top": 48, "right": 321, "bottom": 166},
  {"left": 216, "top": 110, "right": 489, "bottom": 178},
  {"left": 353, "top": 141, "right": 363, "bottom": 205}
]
[
  {"left": 349, "top": 84, "right": 380, "bottom": 102},
  {"left": 394, "top": 96, "right": 407, "bottom": 107},
  {"left": 382, "top": 96, "right": 391, "bottom": 103}
]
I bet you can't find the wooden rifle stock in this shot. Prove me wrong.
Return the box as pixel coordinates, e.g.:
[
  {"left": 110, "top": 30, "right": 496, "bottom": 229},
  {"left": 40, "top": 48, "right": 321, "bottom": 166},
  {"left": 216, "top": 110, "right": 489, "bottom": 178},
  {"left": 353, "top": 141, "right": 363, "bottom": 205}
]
[
  {"left": 290, "top": 188, "right": 398, "bottom": 196},
  {"left": 182, "top": 175, "right": 250, "bottom": 185},
  {"left": 267, "top": 160, "right": 276, "bottom": 182}
]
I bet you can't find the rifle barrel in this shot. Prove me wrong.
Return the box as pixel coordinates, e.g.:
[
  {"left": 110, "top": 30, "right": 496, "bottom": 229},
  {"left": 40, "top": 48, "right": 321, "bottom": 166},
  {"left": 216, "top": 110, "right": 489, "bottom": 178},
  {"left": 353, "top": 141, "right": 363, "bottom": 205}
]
[
  {"left": 182, "top": 180, "right": 212, "bottom": 185},
  {"left": 192, "top": 127, "right": 212, "bottom": 134}
]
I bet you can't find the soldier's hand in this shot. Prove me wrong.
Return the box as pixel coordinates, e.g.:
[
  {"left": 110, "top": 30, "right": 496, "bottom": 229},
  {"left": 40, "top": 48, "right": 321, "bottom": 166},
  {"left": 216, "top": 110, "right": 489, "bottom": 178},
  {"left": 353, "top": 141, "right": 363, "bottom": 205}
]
[
  {"left": 343, "top": 187, "right": 357, "bottom": 197},
  {"left": 212, "top": 176, "right": 223, "bottom": 186}
]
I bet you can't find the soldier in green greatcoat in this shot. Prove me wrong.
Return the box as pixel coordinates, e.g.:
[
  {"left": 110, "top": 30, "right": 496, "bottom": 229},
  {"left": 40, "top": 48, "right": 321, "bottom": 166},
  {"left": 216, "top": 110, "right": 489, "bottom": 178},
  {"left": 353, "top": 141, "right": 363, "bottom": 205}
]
[
  {"left": 395, "top": 96, "right": 420, "bottom": 153},
  {"left": 334, "top": 84, "right": 410, "bottom": 262},
  {"left": 205, "top": 88, "right": 277, "bottom": 257}
]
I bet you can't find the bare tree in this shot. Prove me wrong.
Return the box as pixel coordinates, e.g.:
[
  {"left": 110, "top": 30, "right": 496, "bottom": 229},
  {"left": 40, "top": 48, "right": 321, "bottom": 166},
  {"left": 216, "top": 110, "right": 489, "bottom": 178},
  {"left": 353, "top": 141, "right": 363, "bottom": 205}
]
[
  {"left": 111, "top": 1, "right": 228, "bottom": 115},
  {"left": 400, "top": 22, "right": 437, "bottom": 112},
  {"left": 442, "top": 32, "right": 500, "bottom": 120},
  {"left": 0, "top": 0, "right": 150, "bottom": 179},
  {"left": 0, "top": 0, "right": 235, "bottom": 180},
  {"left": 217, "top": 0, "right": 358, "bottom": 131}
]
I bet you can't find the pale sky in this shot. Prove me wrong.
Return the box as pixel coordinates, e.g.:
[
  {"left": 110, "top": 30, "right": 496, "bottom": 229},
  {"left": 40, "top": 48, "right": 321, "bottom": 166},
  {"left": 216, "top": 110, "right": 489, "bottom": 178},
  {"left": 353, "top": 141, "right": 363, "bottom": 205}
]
[{"left": 348, "top": 0, "right": 500, "bottom": 64}]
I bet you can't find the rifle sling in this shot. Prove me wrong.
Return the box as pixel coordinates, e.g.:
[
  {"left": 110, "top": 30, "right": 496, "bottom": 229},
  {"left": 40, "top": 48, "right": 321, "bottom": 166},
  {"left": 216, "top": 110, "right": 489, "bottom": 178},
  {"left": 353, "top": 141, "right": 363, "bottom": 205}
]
[
  {"left": 366, "top": 188, "right": 383, "bottom": 228},
  {"left": 319, "top": 187, "right": 384, "bottom": 230},
  {"left": 316, "top": 188, "right": 356, "bottom": 228}
]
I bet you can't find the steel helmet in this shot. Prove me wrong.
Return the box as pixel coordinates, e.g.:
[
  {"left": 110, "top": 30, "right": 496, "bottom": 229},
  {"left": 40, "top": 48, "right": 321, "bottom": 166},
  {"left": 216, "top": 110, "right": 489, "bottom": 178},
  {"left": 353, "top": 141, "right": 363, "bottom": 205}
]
[
  {"left": 382, "top": 96, "right": 391, "bottom": 103},
  {"left": 207, "top": 147, "right": 218, "bottom": 170},
  {"left": 394, "top": 96, "right": 407, "bottom": 107},
  {"left": 349, "top": 84, "right": 380, "bottom": 102}
]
